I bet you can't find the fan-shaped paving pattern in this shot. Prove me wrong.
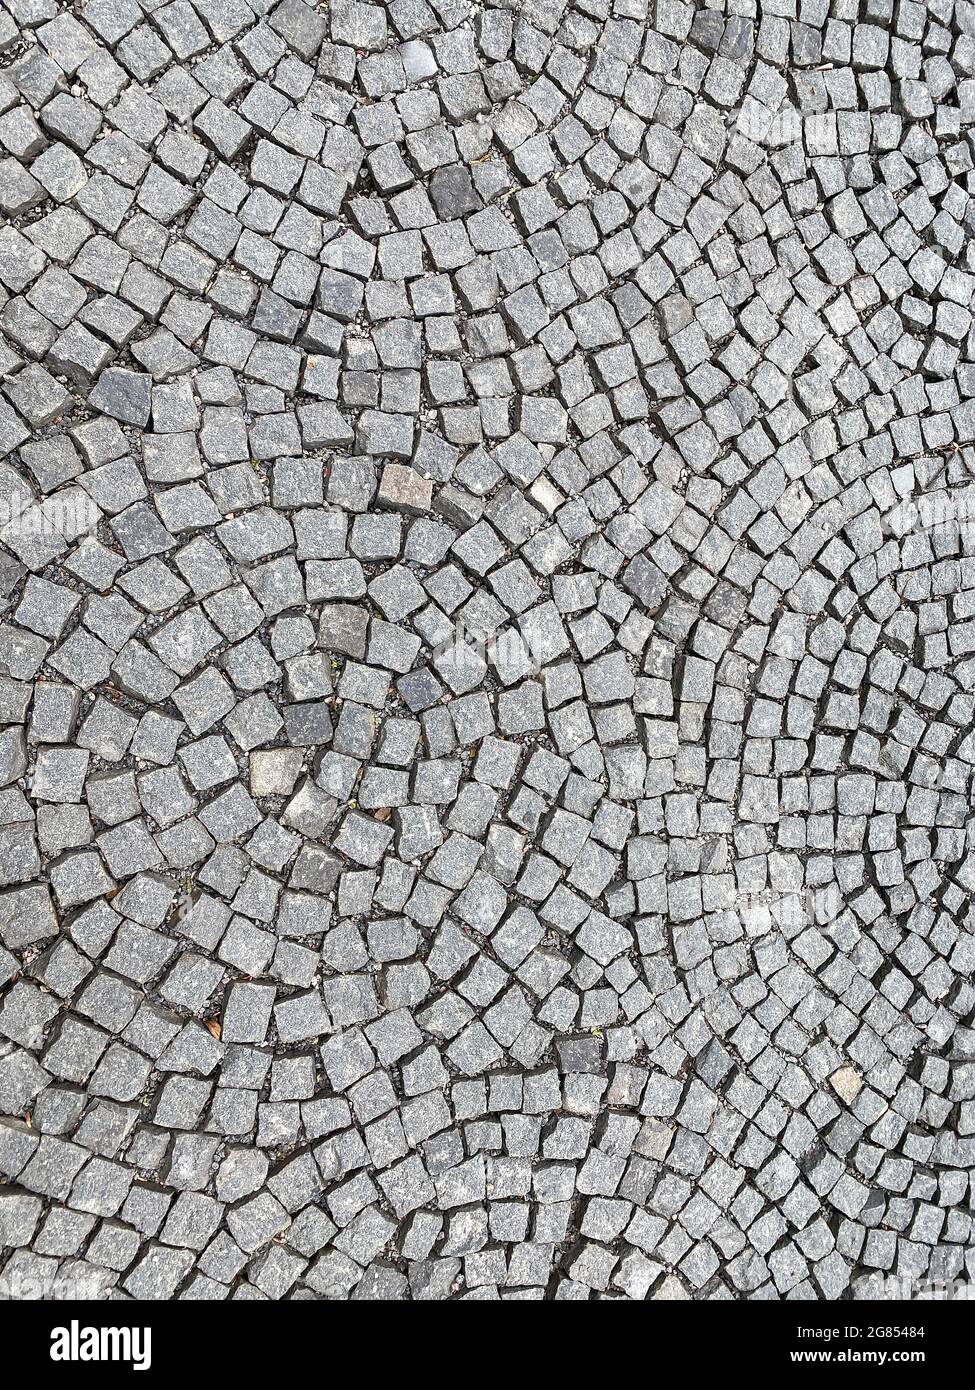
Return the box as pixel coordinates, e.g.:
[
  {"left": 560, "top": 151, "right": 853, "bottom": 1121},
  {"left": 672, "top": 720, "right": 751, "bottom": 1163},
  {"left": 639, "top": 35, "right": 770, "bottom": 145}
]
[{"left": 0, "top": 0, "right": 973, "bottom": 1300}]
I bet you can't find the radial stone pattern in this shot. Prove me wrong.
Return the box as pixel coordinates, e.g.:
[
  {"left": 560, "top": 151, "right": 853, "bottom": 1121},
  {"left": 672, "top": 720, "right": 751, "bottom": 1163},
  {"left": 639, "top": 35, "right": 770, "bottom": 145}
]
[{"left": 0, "top": 0, "right": 973, "bottom": 1305}]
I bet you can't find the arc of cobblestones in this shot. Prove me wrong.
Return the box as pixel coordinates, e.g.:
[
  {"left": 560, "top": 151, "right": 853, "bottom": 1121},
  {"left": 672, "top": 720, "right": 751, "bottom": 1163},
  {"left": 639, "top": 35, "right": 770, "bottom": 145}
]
[{"left": 0, "top": 0, "right": 973, "bottom": 1301}]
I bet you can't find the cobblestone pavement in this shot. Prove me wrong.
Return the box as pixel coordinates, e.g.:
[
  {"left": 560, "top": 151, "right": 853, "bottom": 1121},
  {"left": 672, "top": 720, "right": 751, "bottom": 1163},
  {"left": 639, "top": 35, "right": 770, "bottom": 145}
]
[{"left": 0, "top": 0, "right": 973, "bottom": 1303}]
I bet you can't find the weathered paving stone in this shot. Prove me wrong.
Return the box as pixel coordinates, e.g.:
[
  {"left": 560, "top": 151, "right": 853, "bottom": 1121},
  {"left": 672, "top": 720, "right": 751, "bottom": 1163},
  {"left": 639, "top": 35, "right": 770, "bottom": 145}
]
[{"left": 0, "top": 0, "right": 973, "bottom": 1309}]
